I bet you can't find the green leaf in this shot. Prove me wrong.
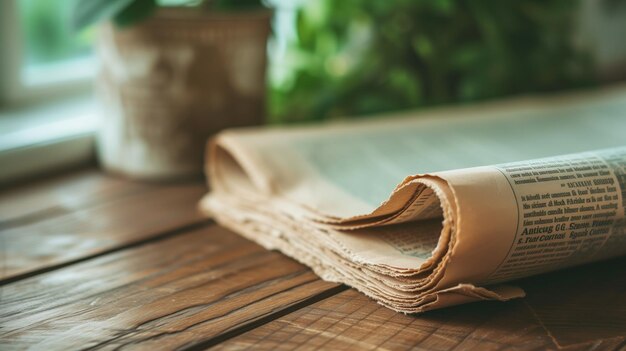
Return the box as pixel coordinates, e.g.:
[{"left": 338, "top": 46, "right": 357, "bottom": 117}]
[
  {"left": 71, "top": 0, "right": 136, "bottom": 30},
  {"left": 212, "top": 0, "right": 265, "bottom": 12},
  {"left": 412, "top": 35, "right": 433, "bottom": 58},
  {"left": 113, "top": 0, "right": 157, "bottom": 27}
]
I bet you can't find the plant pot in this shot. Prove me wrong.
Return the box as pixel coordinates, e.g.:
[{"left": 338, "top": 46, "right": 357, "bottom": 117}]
[{"left": 96, "top": 8, "right": 271, "bottom": 180}]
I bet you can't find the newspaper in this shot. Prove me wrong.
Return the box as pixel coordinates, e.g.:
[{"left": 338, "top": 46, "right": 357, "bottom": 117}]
[{"left": 200, "top": 86, "right": 626, "bottom": 313}]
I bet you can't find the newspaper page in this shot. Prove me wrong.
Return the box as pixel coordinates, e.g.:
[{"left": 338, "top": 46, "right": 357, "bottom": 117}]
[{"left": 201, "top": 86, "right": 626, "bottom": 312}]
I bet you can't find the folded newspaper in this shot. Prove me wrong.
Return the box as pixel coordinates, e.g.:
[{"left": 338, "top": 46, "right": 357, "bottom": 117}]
[{"left": 200, "top": 87, "right": 626, "bottom": 313}]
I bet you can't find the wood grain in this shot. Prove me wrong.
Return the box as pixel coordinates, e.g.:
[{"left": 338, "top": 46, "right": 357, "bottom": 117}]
[
  {"left": 213, "top": 290, "right": 557, "bottom": 351},
  {"left": 519, "top": 257, "right": 626, "bottom": 347},
  {"left": 216, "top": 258, "right": 626, "bottom": 351},
  {"left": 0, "top": 168, "right": 152, "bottom": 228},
  {"left": 0, "top": 181, "right": 207, "bottom": 282},
  {"left": 3, "top": 168, "right": 625, "bottom": 350},
  {"left": 0, "top": 226, "right": 340, "bottom": 350}
]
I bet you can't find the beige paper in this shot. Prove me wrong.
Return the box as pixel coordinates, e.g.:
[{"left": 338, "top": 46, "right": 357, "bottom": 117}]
[{"left": 200, "top": 87, "right": 626, "bottom": 312}]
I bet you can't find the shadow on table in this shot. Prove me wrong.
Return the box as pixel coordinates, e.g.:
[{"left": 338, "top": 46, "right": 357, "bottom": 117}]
[{"left": 416, "top": 256, "right": 626, "bottom": 348}]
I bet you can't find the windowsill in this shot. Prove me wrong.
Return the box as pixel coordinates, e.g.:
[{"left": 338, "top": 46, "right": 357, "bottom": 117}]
[{"left": 0, "top": 94, "right": 97, "bottom": 185}]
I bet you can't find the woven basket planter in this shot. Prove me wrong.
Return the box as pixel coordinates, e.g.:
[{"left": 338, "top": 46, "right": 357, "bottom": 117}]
[{"left": 96, "top": 8, "right": 270, "bottom": 179}]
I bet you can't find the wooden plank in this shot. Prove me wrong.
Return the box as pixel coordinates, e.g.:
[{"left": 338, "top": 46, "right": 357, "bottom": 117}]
[
  {"left": 212, "top": 291, "right": 556, "bottom": 351},
  {"left": 0, "top": 168, "right": 152, "bottom": 228},
  {"left": 215, "top": 257, "right": 626, "bottom": 351},
  {"left": 0, "top": 226, "right": 341, "bottom": 350},
  {"left": 519, "top": 257, "right": 626, "bottom": 347},
  {"left": 0, "top": 181, "right": 208, "bottom": 282}
]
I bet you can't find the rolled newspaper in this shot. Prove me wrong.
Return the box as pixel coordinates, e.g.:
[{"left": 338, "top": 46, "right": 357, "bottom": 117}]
[{"left": 201, "top": 89, "right": 626, "bottom": 312}]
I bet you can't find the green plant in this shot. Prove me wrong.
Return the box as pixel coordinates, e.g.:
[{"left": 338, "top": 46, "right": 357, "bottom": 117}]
[
  {"left": 270, "top": 0, "right": 595, "bottom": 123},
  {"left": 72, "top": 0, "right": 265, "bottom": 30}
]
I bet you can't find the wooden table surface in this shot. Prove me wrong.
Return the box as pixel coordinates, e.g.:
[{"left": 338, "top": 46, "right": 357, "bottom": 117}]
[{"left": 1, "top": 168, "right": 625, "bottom": 350}]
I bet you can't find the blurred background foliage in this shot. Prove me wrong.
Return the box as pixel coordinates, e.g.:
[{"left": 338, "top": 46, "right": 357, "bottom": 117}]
[
  {"left": 20, "top": 0, "right": 599, "bottom": 123},
  {"left": 19, "top": 0, "right": 262, "bottom": 66},
  {"left": 269, "top": 0, "right": 594, "bottom": 123}
]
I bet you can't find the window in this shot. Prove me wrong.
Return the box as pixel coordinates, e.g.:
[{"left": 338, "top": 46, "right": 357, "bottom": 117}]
[
  {"left": 0, "top": 0, "right": 97, "bottom": 184},
  {"left": 20, "top": 0, "right": 95, "bottom": 87}
]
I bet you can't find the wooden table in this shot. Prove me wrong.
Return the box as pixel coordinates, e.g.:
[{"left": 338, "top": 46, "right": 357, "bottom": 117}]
[{"left": 1, "top": 168, "right": 625, "bottom": 350}]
